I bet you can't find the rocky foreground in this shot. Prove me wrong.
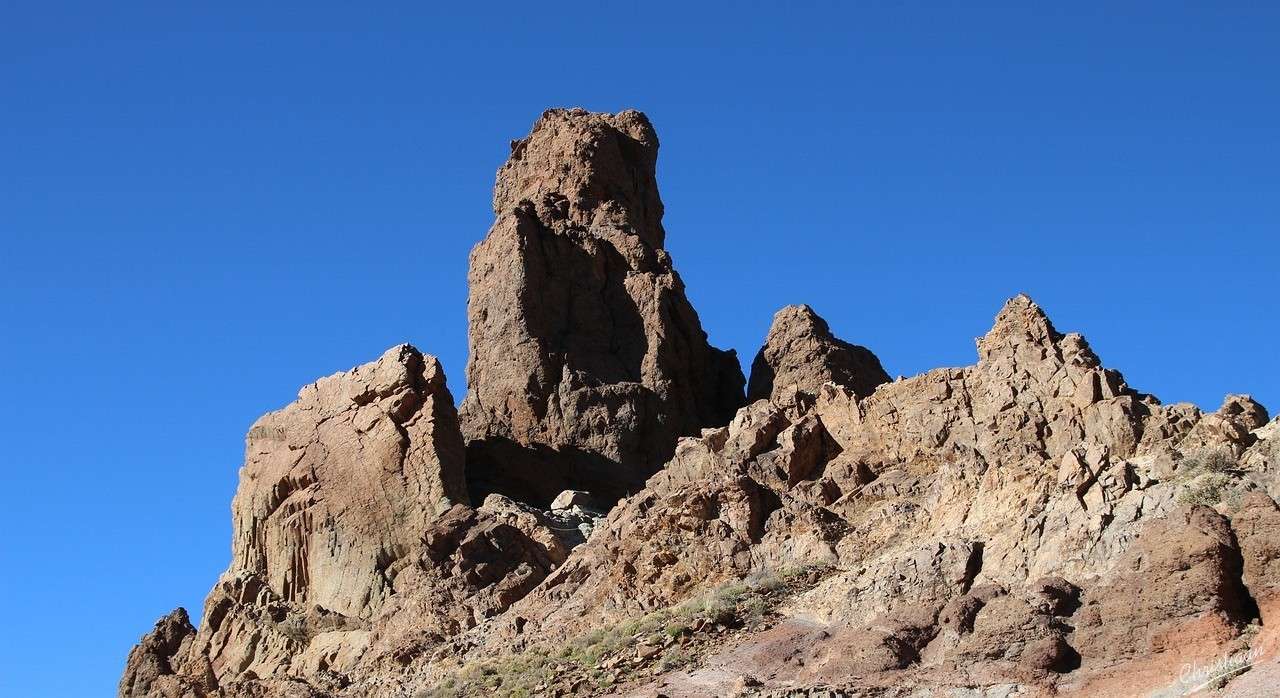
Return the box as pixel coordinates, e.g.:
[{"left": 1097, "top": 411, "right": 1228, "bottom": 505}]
[{"left": 122, "top": 109, "right": 1280, "bottom": 697}]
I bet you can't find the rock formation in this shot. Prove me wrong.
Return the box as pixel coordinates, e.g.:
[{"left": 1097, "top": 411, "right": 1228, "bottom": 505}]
[
  {"left": 229, "top": 344, "right": 467, "bottom": 620},
  {"left": 459, "top": 108, "right": 744, "bottom": 506},
  {"left": 747, "top": 304, "right": 889, "bottom": 402},
  {"left": 459, "top": 294, "right": 1280, "bottom": 696},
  {"left": 120, "top": 345, "right": 598, "bottom": 696},
  {"left": 121, "top": 111, "right": 1280, "bottom": 698}
]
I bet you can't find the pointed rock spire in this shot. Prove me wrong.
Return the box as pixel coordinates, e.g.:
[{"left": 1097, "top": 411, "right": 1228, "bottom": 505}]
[
  {"left": 460, "top": 109, "right": 745, "bottom": 506},
  {"left": 748, "top": 304, "right": 889, "bottom": 402},
  {"left": 977, "top": 293, "right": 1064, "bottom": 363}
]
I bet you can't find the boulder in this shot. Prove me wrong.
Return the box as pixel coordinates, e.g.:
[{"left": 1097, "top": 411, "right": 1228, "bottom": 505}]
[
  {"left": 549, "top": 489, "right": 595, "bottom": 511},
  {"left": 228, "top": 344, "right": 466, "bottom": 620}
]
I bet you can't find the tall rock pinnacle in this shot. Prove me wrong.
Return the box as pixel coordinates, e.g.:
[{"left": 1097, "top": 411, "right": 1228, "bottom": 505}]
[{"left": 460, "top": 108, "right": 745, "bottom": 505}]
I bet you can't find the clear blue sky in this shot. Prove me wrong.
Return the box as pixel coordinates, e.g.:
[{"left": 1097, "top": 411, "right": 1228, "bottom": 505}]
[{"left": 2, "top": 3, "right": 1277, "bottom": 695}]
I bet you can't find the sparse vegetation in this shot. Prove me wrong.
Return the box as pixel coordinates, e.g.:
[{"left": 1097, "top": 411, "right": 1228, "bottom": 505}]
[
  {"left": 1180, "top": 447, "right": 1238, "bottom": 475},
  {"left": 417, "top": 563, "right": 832, "bottom": 697},
  {"left": 658, "top": 645, "right": 693, "bottom": 671},
  {"left": 1178, "top": 472, "right": 1233, "bottom": 507},
  {"left": 1174, "top": 447, "right": 1243, "bottom": 508}
]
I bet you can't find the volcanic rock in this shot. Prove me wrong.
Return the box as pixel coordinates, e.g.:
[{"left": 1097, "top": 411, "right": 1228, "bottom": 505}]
[
  {"left": 229, "top": 344, "right": 466, "bottom": 620},
  {"left": 118, "top": 609, "right": 197, "bottom": 698},
  {"left": 747, "top": 304, "right": 889, "bottom": 402},
  {"left": 119, "top": 111, "right": 1280, "bottom": 698},
  {"left": 459, "top": 108, "right": 744, "bottom": 506}
]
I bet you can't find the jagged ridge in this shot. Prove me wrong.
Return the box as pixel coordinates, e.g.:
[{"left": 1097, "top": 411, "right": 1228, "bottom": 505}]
[{"left": 120, "top": 112, "right": 1280, "bottom": 698}]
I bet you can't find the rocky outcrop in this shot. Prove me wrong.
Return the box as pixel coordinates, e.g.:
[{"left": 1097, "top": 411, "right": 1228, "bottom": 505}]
[
  {"left": 747, "top": 304, "right": 889, "bottom": 402},
  {"left": 1072, "top": 505, "right": 1253, "bottom": 662},
  {"left": 229, "top": 344, "right": 466, "bottom": 620},
  {"left": 472, "top": 293, "right": 1280, "bottom": 695},
  {"left": 119, "top": 609, "right": 197, "bottom": 698},
  {"left": 459, "top": 108, "right": 744, "bottom": 506},
  {"left": 121, "top": 110, "right": 1280, "bottom": 698},
  {"left": 118, "top": 342, "right": 635, "bottom": 698}
]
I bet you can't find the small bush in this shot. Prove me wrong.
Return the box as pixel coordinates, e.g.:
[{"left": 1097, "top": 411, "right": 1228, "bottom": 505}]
[
  {"left": 1179, "top": 472, "right": 1233, "bottom": 506},
  {"left": 745, "top": 569, "right": 785, "bottom": 593},
  {"left": 700, "top": 594, "right": 738, "bottom": 625},
  {"left": 1181, "top": 447, "right": 1237, "bottom": 475},
  {"left": 664, "top": 619, "right": 689, "bottom": 638},
  {"left": 423, "top": 566, "right": 836, "bottom": 696},
  {"left": 741, "top": 595, "right": 768, "bottom": 627}
]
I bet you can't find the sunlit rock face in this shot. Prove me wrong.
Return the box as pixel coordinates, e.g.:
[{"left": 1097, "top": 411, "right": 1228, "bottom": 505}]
[
  {"left": 459, "top": 108, "right": 744, "bottom": 506},
  {"left": 120, "top": 111, "right": 1280, "bottom": 698}
]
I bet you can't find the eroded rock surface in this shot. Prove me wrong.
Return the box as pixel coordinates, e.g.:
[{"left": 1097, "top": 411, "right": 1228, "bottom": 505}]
[
  {"left": 229, "top": 344, "right": 467, "bottom": 620},
  {"left": 747, "top": 304, "right": 889, "bottom": 403},
  {"left": 463, "top": 294, "right": 1280, "bottom": 696},
  {"left": 123, "top": 346, "right": 569, "bottom": 694},
  {"left": 121, "top": 111, "right": 1280, "bottom": 698},
  {"left": 459, "top": 108, "right": 744, "bottom": 506},
  {"left": 119, "top": 609, "right": 196, "bottom": 698}
]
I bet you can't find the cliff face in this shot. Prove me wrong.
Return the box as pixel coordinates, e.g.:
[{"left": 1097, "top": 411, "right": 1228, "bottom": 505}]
[
  {"left": 122, "top": 110, "right": 1280, "bottom": 698},
  {"left": 459, "top": 108, "right": 745, "bottom": 507}
]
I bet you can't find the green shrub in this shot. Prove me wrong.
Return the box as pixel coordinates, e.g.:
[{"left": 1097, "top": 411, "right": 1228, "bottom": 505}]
[
  {"left": 664, "top": 619, "right": 689, "bottom": 638},
  {"left": 741, "top": 595, "right": 768, "bottom": 626}
]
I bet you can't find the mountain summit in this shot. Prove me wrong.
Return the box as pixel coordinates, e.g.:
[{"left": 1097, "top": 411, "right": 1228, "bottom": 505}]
[{"left": 121, "top": 111, "right": 1280, "bottom": 698}]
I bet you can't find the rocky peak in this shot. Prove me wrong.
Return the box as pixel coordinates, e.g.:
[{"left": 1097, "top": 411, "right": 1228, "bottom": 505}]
[
  {"left": 1219, "top": 394, "right": 1270, "bottom": 430},
  {"left": 118, "top": 609, "right": 195, "bottom": 697},
  {"left": 493, "top": 107, "right": 664, "bottom": 247},
  {"left": 121, "top": 112, "right": 1280, "bottom": 698},
  {"left": 748, "top": 304, "right": 889, "bottom": 402},
  {"left": 460, "top": 108, "right": 744, "bottom": 506},
  {"left": 977, "top": 293, "right": 1068, "bottom": 362}
]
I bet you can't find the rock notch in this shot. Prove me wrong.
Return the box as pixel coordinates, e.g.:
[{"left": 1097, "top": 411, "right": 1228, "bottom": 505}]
[
  {"left": 459, "top": 108, "right": 745, "bottom": 506},
  {"left": 748, "top": 304, "right": 890, "bottom": 403}
]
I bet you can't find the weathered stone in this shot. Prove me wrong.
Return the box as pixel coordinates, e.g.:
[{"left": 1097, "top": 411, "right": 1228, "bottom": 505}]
[
  {"left": 748, "top": 304, "right": 889, "bottom": 403},
  {"left": 119, "top": 111, "right": 1280, "bottom": 698},
  {"left": 549, "top": 489, "right": 594, "bottom": 511},
  {"left": 229, "top": 344, "right": 466, "bottom": 620},
  {"left": 1071, "top": 506, "right": 1252, "bottom": 662},
  {"left": 460, "top": 108, "right": 744, "bottom": 506},
  {"left": 118, "top": 608, "right": 197, "bottom": 698}
]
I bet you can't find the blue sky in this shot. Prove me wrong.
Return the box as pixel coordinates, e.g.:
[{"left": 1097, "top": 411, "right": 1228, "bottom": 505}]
[{"left": 2, "top": 3, "right": 1277, "bottom": 695}]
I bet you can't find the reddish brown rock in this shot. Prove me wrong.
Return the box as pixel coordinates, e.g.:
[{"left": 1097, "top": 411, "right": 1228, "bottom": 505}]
[
  {"left": 1232, "top": 491, "right": 1280, "bottom": 617},
  {"left": 121, "top": 346, "right": 485, "bottom": 693},
  {"left": 748, "top": 304, "right": 889, "bottom": 403},
  {"left": 1072, "top": 506, "right": 1253, "bottom": 662},
  {"left": 459, "top": 108, "right": 744, "bottom": 506},
  {"left": 119, "top": 112, "right": 1280, "bottom": 698},
  {"left": 229, "top": 344, "right": 466, "bottom": 620},
  {"left": 118, "top": 609, "right": 197, "bottom": 698}
]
